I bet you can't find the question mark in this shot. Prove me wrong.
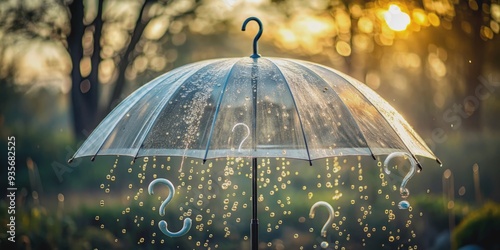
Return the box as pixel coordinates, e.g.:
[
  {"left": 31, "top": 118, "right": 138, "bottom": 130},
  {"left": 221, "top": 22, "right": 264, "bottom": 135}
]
[
  {"left": 148, "top": 178, "right": 192, "bottom": 237},
  {"left": 309, "top": 201, "right": 334, "bottom": 248},
  {"left": 232, "top": 123, "right": 250, "bottom": 152},
  {"left": 383, "top": 152, "right": 417, "bottom": 209}
]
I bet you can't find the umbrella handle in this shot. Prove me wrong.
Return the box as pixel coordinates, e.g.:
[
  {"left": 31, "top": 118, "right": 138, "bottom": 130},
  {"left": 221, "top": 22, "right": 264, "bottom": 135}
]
[{"left": 242, "top": 17, "right": 262, "bottom": 58}]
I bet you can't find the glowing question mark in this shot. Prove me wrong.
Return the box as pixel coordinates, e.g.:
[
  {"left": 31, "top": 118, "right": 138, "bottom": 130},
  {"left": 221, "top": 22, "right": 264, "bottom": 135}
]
[
  {"left": 309, "top": 201, "right": 334, "bottom": 248},
  {"left": 148, "top": 178, "right": 192, "bottom": 237},
  {"left": 232, "top": 123, "right": 250, "bottom": 152},
  {"left": 383, "top": 152, "right": 417, "bottom": 209}
]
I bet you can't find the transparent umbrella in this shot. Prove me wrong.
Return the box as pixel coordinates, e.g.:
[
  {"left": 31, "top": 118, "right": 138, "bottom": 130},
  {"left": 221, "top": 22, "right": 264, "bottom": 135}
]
[{"left": 70, "top": 17, "right": 440, "bottom": 250}]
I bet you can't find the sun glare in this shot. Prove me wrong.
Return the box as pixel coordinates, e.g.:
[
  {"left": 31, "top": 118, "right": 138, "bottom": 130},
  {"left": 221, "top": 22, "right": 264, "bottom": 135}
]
[{"left": 384, "top": 5, "right": 410, "bottom": 31}]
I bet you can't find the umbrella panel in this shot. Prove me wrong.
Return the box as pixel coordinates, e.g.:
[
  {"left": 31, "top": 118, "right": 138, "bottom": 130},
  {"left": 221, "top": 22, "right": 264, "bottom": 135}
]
[
  {"left": 326, "top": 66, "right": 435, "bottom": 159},
  {"left": 269, "top": 58, "right": 371, "bottom": 159},
  {"left": 74, "top": 60, "right": 219, "bottom": 158},
  {"left": 139, "top": 59, "right": 239, "bottom": 158},
  {"left": 298, "top": 61, "right": 413, "bottom": 157},
  {"left": 207, "top": 58, "right": 310, "bottom": 159}
]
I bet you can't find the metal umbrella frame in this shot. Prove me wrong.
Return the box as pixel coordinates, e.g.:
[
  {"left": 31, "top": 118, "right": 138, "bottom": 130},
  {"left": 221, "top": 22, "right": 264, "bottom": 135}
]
[{"left": 70, "top": 17, "right": 441, "bottom": 250}]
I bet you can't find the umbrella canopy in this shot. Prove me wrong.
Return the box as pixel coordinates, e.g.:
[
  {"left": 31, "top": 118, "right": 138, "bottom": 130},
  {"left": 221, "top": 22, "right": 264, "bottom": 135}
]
[{"left": 70, "top": 50, "right": 439, "bottom": 167}]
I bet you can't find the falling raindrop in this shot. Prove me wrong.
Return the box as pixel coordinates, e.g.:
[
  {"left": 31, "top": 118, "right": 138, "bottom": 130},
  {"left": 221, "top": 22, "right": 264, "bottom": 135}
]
[
  {"left": 320, "top": 241, "right": 329, "bottom": 248},
  {"left": 398, "top": 200, "right": 410, "bottom": 210},
  {"left": 93, "top": 155, "right": 426, "bottom": 248}
]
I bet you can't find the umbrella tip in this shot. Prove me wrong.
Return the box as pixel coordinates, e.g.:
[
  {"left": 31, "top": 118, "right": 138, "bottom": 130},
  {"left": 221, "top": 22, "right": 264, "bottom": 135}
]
[
  {"left": 309, "top": 160, "right": 313, "bottom": 166},
  {"left": 91, "top": 156, "right": 96, "bottom": 162},
  {"left": 371, "top": 153, "right": 376, "bottom": 160},
  {"left": 417, "top": 162, "right": 423, "bottom": 172},
  {"left": 242, "top": 17, "right": 262, "bottom": 58},
  {"left": 68, "top": 158, "right": 73, "bottom": 164},
  {"left": 203, "top": 159, "right": 207, "bottom": 164},
  {"left": 436, "top": 158, "right": 443, "bottom": 166}
]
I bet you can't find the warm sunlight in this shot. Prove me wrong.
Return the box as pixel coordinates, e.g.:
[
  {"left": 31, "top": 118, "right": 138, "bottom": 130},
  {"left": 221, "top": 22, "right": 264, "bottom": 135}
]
[{"left": 384, "top": 5, "right": 410, "bottom": 31}]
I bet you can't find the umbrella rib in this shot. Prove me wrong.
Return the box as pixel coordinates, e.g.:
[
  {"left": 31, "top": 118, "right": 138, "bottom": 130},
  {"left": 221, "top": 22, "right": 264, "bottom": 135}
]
[
  {"left": 288, "top": 60, "right": 377, "bottom": 160},
  {"left": 311, "top": 63, "right": 425, "bottom": 170},
  {"left": 265, "top": 58, "right": 312, "bottom": 165},
  {"left": 202, "top": 59, "right": 241, "bottom": 162}
]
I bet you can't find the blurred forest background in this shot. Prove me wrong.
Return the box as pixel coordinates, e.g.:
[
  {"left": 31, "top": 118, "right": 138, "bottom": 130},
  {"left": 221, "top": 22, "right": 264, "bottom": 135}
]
[{"left": 1, "top": 0, "right": 500, "bottom": 249}]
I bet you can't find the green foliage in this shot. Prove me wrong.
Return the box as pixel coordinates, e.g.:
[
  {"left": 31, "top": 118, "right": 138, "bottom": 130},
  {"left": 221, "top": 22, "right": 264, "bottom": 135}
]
[
  {"left": 452, "top": 202, "right": 500, "bottom": 250},
  {"left": 0, "top": 199, "right": 108, "bottom": 249},
  {"left": 412, "top": 194, "right": 471, "bottom": 232}
]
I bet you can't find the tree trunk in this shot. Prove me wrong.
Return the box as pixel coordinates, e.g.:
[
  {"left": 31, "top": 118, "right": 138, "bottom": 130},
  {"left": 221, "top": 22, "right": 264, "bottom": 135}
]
[
  {"left": 69, "top": 0, "right": 103, "bottom": 139},
  {"left": 83, "top": 0, "right": 103, "bottom": 129},
  {"left": 68, "top": 0, "right": 87, "bottom": 139}
]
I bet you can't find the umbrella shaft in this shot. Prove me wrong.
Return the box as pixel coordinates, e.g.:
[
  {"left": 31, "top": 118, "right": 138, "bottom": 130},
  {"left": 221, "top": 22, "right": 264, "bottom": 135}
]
[{"left": 251, "top": 157, "right": 258, "bottom": 250}]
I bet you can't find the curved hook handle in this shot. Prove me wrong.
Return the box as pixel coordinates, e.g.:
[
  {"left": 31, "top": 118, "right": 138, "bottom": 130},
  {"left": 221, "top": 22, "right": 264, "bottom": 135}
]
[
  {"left": 309, "top": 201, "right": 335, "bottom": 238},
  {"left": 158, "top": 218, "right": 192, "bottom": 238},
  {"left": 383, "top": 152, "right": 417, "bottom": 209},
  {"left": 241, "top": 17, "right": 262, "bottom": 58},
  {"left": 148, "top": 178, "right": 192, "bottom": 237}
]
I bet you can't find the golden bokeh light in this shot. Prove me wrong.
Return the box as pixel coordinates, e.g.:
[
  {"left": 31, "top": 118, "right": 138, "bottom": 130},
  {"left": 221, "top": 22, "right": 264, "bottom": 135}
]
[
  {"left": 384, "top": 5, "right": 410, "bottom": 32},
  {"left": 358, "top": 17, "right": 374, "bottom": 33},
  {"left": 274, "top": 14, "right": 335, "bottom": 55},
  {"left": 335, "top": 40, "right": 351, "bottom": 57},
  {"left": 427, "top": 12, "right": 440, "bottom": 27},
  {"left": 480, "top": 26, "right": 494, "bottom": 40},
  {"left": 296, "top": 16, "right": 331, "bottom": 36},
  {"left": 492, "top": 4, "right": 500, "bottom": 22},
  {"left": 491, "top": 21, "right": 500, "bottom": 34},
  {"left": 99, "top": 58, "right": 116, "bottom": 84},
  {"left": 144, "top": 16, "right": 170, "bottom": 40},
  {"left": 412, "top": 9, "right": 429, "bottom": 27},
  {"left": 427, "top": 53, "right": 447, "bottom": 78}
]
